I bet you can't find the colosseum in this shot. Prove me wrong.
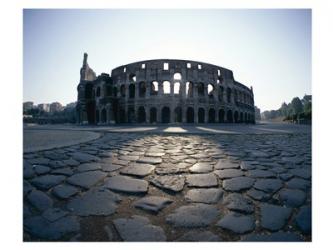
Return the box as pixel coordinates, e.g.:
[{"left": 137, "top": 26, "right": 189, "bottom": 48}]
[{"left": 76, "top": 53, "right": 255, "bottom": 125}]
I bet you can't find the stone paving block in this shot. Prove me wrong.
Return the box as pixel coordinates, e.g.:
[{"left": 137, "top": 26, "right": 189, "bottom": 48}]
[
  {"left": 67, "top": 171, "right": 107, "bottom": 189},
  {"left": 133, "top": 196, "right": 173, "bottom": 213},
  {"left": 150, "top": 175, "right": 185, "bottom": 192},
  {"left": 105, "top": 175, "right": 148, "bottom": 194},
  {"left": 185, "top": 188, "right": 223, "bottom": 204},
  {"left": 260, "top": 203, "right": 292, "bottom": 231},
  {"left": 186, "top": 173, "right": 218, "bottom": 188}
]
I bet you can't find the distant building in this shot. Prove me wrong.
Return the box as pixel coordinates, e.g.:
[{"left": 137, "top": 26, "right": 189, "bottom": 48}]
[
  {"left": 254, "top": 106, "right": 261, "bottom": 121},
  {"left": 37, "top": 103, "right": 50, "bottom": 112},
  {"left": 49, "top": 102, "right": 63, "bottom": 113},
  {"left": 65, "top": 102, "right": 77, "bottom": 110},
  {"left": 23, "top": 102, "right": 34, "bottom": 112}
]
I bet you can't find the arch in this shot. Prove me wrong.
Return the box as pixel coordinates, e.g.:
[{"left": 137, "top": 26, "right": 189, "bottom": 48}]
[
  {"left": 150, "top": 107, "right": 157, "bottom": 123},
  {"left": 234, "top": 111, "right": 239, "bottom": 123},
  {"left": 174, "top": 107, "right": 182, "bottom": 123},
  {"left": 173, "top": 73, "right": 182, "bottom": 80},
  {"left": 208, "top": 84, "right": 214, "bottom": 99},
  {"left": 106, "top": 85, "right": 112, "bottom": 96},
  {"left": 128, "top": 107, "right": 135, "bottom": 123},
  {"left": 244, "top": 113, "right": 248, "bottom": 123},
  {"left": 186, "top": 82, "right": 193, "bottom": 97},
  {"left": 208, "top": 108, "right": 215, "bottom": 123},
  {"left": 198, "top": 108, "right": 205, "bottom": 123},
  {"left": 129, "top": 73, "right": 136, "bottom": 82},
  {"left": 174, "top": 82, "right": 180, "bottom": 94},
  {"left": 227, "top": 110, "right": 233, "bottom": 123},
  {"left": 120, "top": 85, "right": 126, "bottom": 97},
  {"left": 218, "top": 86, "right": 224, "bottom": 102},
  {"left": 95, "top": 109, "right": 100, "bottom": 123},
  {"left": 186, "top": 107, "right": 194, "bottom": 123},
  {"left": 96, "top": 87, "right": 101, "bottom": 97},
  {"left": 240, "top": 112, "right": 244, "bottom": 123},
  {"left": 218, "top": 109, "right": 225, "bottom": 123},
  {"left": 163, "top": 81, "right": 170, "bottom": 94},
  {"left": 113, "top": 87, "right": 118, "bottom": 97},
  {"left": 161, "top": 107, "right": 170, "bottom": 123},
  {"left": 139, "top": 82, "right": 146, "bottom": 98},
  {"left": 129, "top": 84, "right": 135, "bottom": 98},
  {"left": 137, "top": 106, "right": 146, "bottom": 123},
  {"left": 197, "top": 82, "right": 205, "bottom": 97},
  {"left": 119, "top": 108, "right": 125, "bottom": 123},
  {"left": 101, "top": 108, "right": 107, "bottom": 123},
  {"left": 227, "top": 87, "right": 232, "bottom": 103},
  {"left": 150, "top": 81, "right": 158, "bottom": 95}
]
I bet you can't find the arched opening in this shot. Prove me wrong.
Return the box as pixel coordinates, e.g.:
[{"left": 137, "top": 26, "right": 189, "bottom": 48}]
[
  {"left": 119, "top": 109, "right": 125, "bottom": 123},
  {"left": 208, "top": 108, "right": 215, "bottom": 123},
  {"left": 186, "top": 82, "right": 193, "bottom": 97},
  {"left": 128, "top": 107, "right": 135, "bottom": 123},
  {"left": 174, "top": 73, "right": 182, "bottom": 80},
  {"left": 96, "top": 87, "right": 101, "bottom": 97},
  {"left": 240, "top": 112, "right": 244, "bottom": 123},
  {"left": 244, "top": 113, "right": 248, "bottom": 123},
  {"left": 150, "top": 107, "right": 157, "bottom": 123},
  {"left": 234, "top": 111, "right": 239, "bottom": 123},
  {"left": 101, "top": 108, "right": 107, "bottom": 123},
  {"left": 218, "top": 86, "right": 224, "bottom": 102},
  {"left": 234, "top": 91, "right": 238, "bottom": 103},
  {"left": 197, "top": 83, "right": 205, "bottom": 97},
  {"left": 106, "top": 85, "right": 112, "bottom": 96},
  {"left": 208, "top": 84, "right": 214, "bottom": 99},
  {"left": 120, "top": 85, "right": 126, "bottom": 98},
  {"left": 227, "top": 88, "right": 232, "bottom": 103},
  {"left": 198, "top": 108, "right": 205, "bottom": 123},
  {"left": 227, "top": 110, "right": 233, "bottom": 123},
  {"left": 219, "top": 109, "right": 225, "bottom": 123},
  {"left": 163, "top": 81, "right": 170, "bottom": 94},
  {"left": 187, "top": 107, "right": 194, "bottom": 123},
  {"left": 137, "top": 106, "right": 146, "bottom": 123},
  {"left": 129, "top": 84, "right": 135, "bottom": 99},
  {"left": 150, "top": 81, "right": 158, "bottom": 95},
  {"left": 129, "top": 73, "right": 136, "bottom": 82},
  {"left": 139, "top": 82, "right": 146, "bottom": 98},
  {"left": 113, "top": 87, "right": 118, "bottom": 97},
  {"left": 174, "top": 107, "right": 182, "bottom": 123},
  {"left": 161, "top": 107, "right": 170, "bottom": 123},
  {"left": 95, "top": 109, "right": 100, "bottom": 124},
  {"left": 109, "top": 105, "right": 114, "bottom": 122},
  {"left": 174, "top": 82, "right": 180, "bottom": 94}
]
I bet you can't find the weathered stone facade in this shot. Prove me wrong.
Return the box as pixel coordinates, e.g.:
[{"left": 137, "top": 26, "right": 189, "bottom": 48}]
[{"left": 77, "top": 53, "right": 255, "bottom": 124}]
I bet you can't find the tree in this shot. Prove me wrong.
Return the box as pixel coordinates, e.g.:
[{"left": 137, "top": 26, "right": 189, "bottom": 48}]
[{"left": 290, "top": 97, "right": 303, "bottom": 116}]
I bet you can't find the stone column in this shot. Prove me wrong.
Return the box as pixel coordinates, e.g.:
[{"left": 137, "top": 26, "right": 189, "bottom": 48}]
[
  {"left": 170, "top": 82, "right": 174, "bottom": 96},
  {"left": 182, "top": 106, "right": 186, "bottom": 123},
  {"left": 204, "top": 107, "right": 209, "bottom": 123},
  {"left": 146, "top": 106, "right": 150, "bottom": 123},
  {"left": 146, "top": 82, "right": 150, "bottom": 99},
  {"left": 158, "top": 82, "right": 163, "bottom": 96},
  {"left": 194, "top": 105, "right": 198, "bottom": 124}
]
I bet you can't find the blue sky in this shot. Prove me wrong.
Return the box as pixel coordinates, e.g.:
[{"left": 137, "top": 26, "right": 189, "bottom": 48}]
[{"left": 23, "top": 9, "right": 311, "bottom": 111}]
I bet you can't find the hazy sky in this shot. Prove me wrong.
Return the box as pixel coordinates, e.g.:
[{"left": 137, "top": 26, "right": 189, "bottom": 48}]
[{"left": 23, "top": 9, "right": 311, "bottom": 111}]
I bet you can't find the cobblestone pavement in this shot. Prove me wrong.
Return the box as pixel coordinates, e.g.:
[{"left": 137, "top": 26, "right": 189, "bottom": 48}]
[{"left": 23, "top": 132, "right": 311, "bottom": 241}]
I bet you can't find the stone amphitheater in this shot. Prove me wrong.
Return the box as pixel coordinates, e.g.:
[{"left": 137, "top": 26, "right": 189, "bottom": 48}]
[{"left": 76, "top": 53, "right": 255, "bottom": 125}]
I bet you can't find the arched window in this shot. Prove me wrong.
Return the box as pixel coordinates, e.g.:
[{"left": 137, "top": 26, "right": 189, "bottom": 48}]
[
  {"left": 174, "top": 82, "right": 180, "bottom": 94},
  {"left": 101, "top": 108, "right": 107, "bottom": 123},
  {"left": 129, "top": 84, "right": 135, "bottom": 98},
  {"left": 197, "top": 83, "right": 205, "bottom": 96},
  {"left": 129, "top": 73, "right": 136, "bottom": 82},
  {"left": 219, "top": 86, "right": 224, "bottom": 102},
  {"left": 186, "top": 82, "right": 193, "bottom": 97},
  {"left": 163, "top": 81, "right": 170, "bottom": 94},
  {"left": 139, "top": 82, "right": 146, "bottom": 98},
  {"left": 120, "top": 85, "right": 126, "bottom": 98},
  {"left": 95, "top": 109, "right": 100, "bottom": 123},
  {"left": 174, "top": 73, "right": 182, "bottom": 80},
  {"left": 208, "top": 84, "right": 214, "bottom": 99},
  {"left": 96, "top": 87, "right": 101, "bottom": 97},
  {"left": 150, "top": 81, "right": 158, "bottom": 95},
  {"left": 227, "top": 88, "right": 232, "bottom": 103}
]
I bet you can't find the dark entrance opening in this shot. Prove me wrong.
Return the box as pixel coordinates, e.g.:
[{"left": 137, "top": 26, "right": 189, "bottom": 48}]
[
  {"left": 128, "top": 107, "right": 135, "bottom": 123},
  {"left": 101, "top": 108, "right": 107, "bottom": 123},
  {"left": 161, "top": 107, "right": 170, "bottom": 123},
  {"left": 187, "top": 107, "right": 194, "bottom": 123},
  {"left": 150, "top": 107, "right": 157, "bottom": 123},
  {"left": 208, "top": 108, "right": 215, "bottom": 123},
  {"left": 174, "top": 107, "right": 182, "bottom": 123},
  {"left": 240, "top": 112, "right": 244, "bottom": 123},
  {"left": 137, "top": 106, "right": 146, "bottom": 123},
  {"left": 234, "top": 111, "right": 239, "bottom": 123},
  {"left": 198, "top": 108, "right": 205, "bottom": 123},
  {"left": 227, "top": 110, "right": 233, "bottom": 122},
  {"left": 129, "top": 84, "right": 135, "bottom": 99},
  {"left": 218, "top": 109, "right": 224, "bottom": 123},
  {"left": 95, "top": 110, "right": 100, "bottom": 124}
]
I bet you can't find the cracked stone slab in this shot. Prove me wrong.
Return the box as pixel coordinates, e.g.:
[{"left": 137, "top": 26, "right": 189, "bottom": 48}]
[
  {"left": 186, "top": 173, "right": 218, "bottom": 188},
  {"left": 150, "top": 175, "right": 185, "bottom": 192},
  {"left": 214, "top": 169, "right": 243, "bottom": 179},
  {"left": 241, "top": 232, "right": 302, "bottom": 242},
  {"left": 42, "top": 208, "right": 69, "bottom": 222},
  {"left": 52, "top": 184, "right": 79, "bottom": 199},
  {"left": 253, "top": 179, "right": 283, "bottom": 193},
  {"left": 155, "top": 163, "right": 189, "bottom": 175},
  {"left": 166, "top": 204, "right": 219, "bottom": 228},
  {"left": 223, "top": 177, "right": 255, "bottom": 192},
  {"left": 260, "top": 203, "right": 292, "bottom": 231},
  {"left": 27, "top": 190, "right": 53, "bottom": 211},
  {"left": 67, "top": 188, "right": 121, "bottom": 216},
  {"left": 133, "top": 196, "right": 173, "bottom": 213},
  {"left": 176, "top": 231, "right": 221, "bottom": 241},
  {"left": 100, "top": 163, "right": 124, "bottom": 172},
  {"left": 278, "top": 188, "right": 306, "bottom": 207},
  {"left": 246, "top": 189, "right": 271, "bottom": 201},
  {"left": 247, "top": 170, "right": 276, "bottom": 178},
  {"left": 113, "top": 215, "right": 166, "bottom": 241},
  {"left": 185, "top": 188, "right": 223, "bottom": 204},
  {"left": 120, "top": 163, "right": 155, "bottom": 177},
  {"left": 24, "top": 215, "right": 80, "bottom": 240},
  {"left": 240, "top": 161, "right": 257, "bottom": 170},
  {"left": 295, "top": 205, "right": 311, "bottom": 234},
  {"left": 105, "top": 175, "right": 148, "bottom": 194},
  {"left": 67, "top": 171, "right": 107, "bottom": 189},
  {"left": 215, "top": 159, "right": 239, "bottom": 170},
  {"left": 189, "top": 163, "right": 213, "bottom": 173},
  {"left": 217, "top": 213, "right": 255, "bottom": 234},
  {"left": 223, "top": 193, "right": 254, "bottom": 214},
  {"left": 31, "top": 175, "right": 66, "bottom": 190},
  {"left": 34, "top": 165, "right": 51, "bottom": 175},
  {"left": 137, "top": 157, "right": 162, "bottom": 165}
]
